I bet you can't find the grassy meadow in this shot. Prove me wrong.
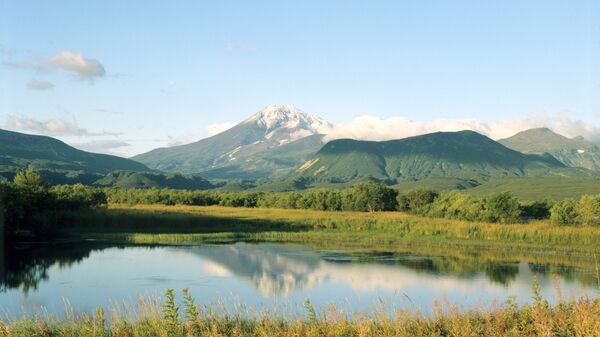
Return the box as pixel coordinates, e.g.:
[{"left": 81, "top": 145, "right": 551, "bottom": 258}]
[{"left": 62, "top": 204, "right": 600, "bottom": 270}]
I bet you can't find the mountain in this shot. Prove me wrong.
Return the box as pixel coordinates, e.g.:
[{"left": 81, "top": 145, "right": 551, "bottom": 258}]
[
  {"left": 133, "top": 105, "right": 330, "bottom": 179},
  {"left": 94, "top": 171, "right": 214, "bottom": 190},
  {"left": 0, "top": 128, "right": 149, "bottom": 183},
  {"left": 295, "top": 130, "right": 587, "bottom": 183},
  {"left": 499, "top": 128, "right": 600, "bottom": 171}
]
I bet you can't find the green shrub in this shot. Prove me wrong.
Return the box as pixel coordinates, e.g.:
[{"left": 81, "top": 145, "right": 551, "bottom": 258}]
[
  {"left": 550, "top": 199, "right": 579, "bottom": 225},
  {"left": 577, "top": 194, "right": 600, "bottom": 225},
  {"left": 342, "top": 182, "right": 398, "bottom": 212},
  {"left": 397, "top": 188, "right": 437, "bottom": 214},
  {"left": 520, "top": 200, "right": 552, "bottom": 220},
  {"left": 428, "top": 191, "right": 484, "bottom": 221},
  {"left": 480, "top": 192, "right": 521, "bottom": 224}
]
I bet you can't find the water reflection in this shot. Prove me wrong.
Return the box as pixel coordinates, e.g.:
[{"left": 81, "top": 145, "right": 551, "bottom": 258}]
[
  {"left": 0, "top": 242, "right": 117, "bottom": 293},
  {"left": 187, "top": 243, "right": 594, "bottom": 296},
  {"left": 0, "top": 241, "right": 597, "bottom": 316}
]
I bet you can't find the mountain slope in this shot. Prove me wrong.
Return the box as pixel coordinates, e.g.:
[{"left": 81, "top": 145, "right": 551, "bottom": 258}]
[
  {"left": 499, "top": 128, "right": 600, "bottom": 171},
  {"left": 0, "top": 129, "right": 149, "bottom": 179},
  {"left": 296, "top": 130, "right": 586, "bottom": 183},
  {"left": 94, "top": 171, "right": 214, "bottom": 190},
  {"left": 133, "top": 105, "right": 330, "bottom": 179}
]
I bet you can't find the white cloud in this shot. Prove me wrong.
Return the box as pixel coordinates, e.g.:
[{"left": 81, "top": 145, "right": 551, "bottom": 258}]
[
  {"left": 27, "top": 79, "right": 54, "bottom": 90},
  {"left": 71, "top": 139, "right": 130, "bottom": 153},
  {"left": 164, "top": 122, "right": 235, "bottom": 147},
  {"left": 206, "top": 122, "right": 234, "bottom": 136},
  {"left": 317, "top": 113, "right": 600, "bottom": 142},
  {"left": 6, "top": 116, "right": 89, "bottom": 136},
  {"left": 167, "top": 135, "right": 193, "bottom": 147},
  {"left": 4, "top": 116, "right": 120, "bottom": 137},
  {"left": 45, "top": 50, "right": 105, "bottom": 81}
]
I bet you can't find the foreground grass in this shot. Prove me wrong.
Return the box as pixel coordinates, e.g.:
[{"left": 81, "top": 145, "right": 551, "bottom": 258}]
[{"left": 2, "top": 286, "right": 599, "bottom": 337}]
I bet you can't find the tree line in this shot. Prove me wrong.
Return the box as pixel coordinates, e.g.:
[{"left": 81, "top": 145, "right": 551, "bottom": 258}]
[
  {"left": 0, "top": 167, "right": 106, "bottom": 238},
  {"left": 2, "top": 167, "right": 599, "bottom": 238}
]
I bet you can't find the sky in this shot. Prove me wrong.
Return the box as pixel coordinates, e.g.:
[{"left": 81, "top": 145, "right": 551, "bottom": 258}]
[{"left": 1, "top": 0, "right": 599, "bottom": 157}]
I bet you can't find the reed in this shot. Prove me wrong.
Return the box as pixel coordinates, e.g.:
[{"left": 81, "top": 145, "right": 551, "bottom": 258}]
[{"left": 0, "top": 287, "right": 598, "bottom": 337}]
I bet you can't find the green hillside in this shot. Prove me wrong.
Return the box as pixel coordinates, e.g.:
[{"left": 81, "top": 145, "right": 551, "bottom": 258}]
[
  {"left": 0, "top": 128, "right": 149, "bottom": 183},
  {"left": 499, "top": 128, "right": 600, "bottom": 171},
  {"left": 94, "top": 171, "right": 215, "bottom": 190},
  {"left": 296, "top": 130, "right": 589, "bottom": 183},
  {"left": 467, "top": 177, "right": 600, "bottom": 200},
  {"left": 392, "top": 177, "right": 481, "bottom": 191}
]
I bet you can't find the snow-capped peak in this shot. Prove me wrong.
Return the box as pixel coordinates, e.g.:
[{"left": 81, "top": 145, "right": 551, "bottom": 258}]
[{"left": 244, "top": 105, "right": 330, "bottom": 133}]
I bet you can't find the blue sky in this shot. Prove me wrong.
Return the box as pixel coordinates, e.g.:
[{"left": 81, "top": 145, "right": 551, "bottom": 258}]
[{"left": 1, "top": 0, "right": 599, "bottom": 156}]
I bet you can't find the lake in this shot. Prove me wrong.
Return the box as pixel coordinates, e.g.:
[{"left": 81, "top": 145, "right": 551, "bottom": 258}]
[{"left": 0, "top": 241, "right": 597, "bottom": 318}]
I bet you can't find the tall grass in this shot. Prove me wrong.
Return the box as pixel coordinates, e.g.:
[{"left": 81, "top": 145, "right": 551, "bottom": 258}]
[
  {"left": 1, "top": 286, "right": 598, "bottom": 337},
  {"left": 72, "top": 204, "right": 600, "bottom": 252}
]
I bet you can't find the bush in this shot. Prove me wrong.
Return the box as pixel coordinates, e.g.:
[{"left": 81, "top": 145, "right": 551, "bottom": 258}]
[
  {"left": 520, "top": 200, "right": 552, "bottom": 220},
  {"left": 2, "top": 168, "right": 109, "bottom": 238},
  {"left": 480, "top": 192, "right": 521, "bottom": 224},
  {"left": 397, "top": 188, "right": 437, "bottom": 214},
  {"left": 342, "top": 182, "right": 398, "bottom": 212},
  {"left": 51, "top": 184, "right": 107, "bottom": 209},
  {"left": 577, "top": 194, "right": 600, "bottom": 225},
  {"left": 427, "top": 191, "right": 483, "bottom": 221},
  {"left": 550, "top": 199, "right": 579, "bottom": 225}
]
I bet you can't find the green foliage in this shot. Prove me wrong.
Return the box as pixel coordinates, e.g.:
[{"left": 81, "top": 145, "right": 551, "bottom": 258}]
[
  {"left": 577, "top": 194, "right": 600, "bottom": 225},
  {"left": 427, "top": 191, "right": 485, "bottom": 221},
  {"left": 13, "top": 166, "right": 44, "bottom": 191},
  {"left": 51, "top": 184, "right": 107, "bottom": 209},
  {"left": 480, "top": 192, "right": 521, "bottom": 224},
  {"left": 520, "top": 200, "right": 552, "bottom": 220},
  {"left": 550, "top": 199, "right": 579, "bottom": 225},
  {"left": 341, "top": 182, "right": 398, "bottom": 212},
  {"left": 1, "top": 168, "right": 107, "bottom": 238},
  {"left": 397, "top": 188, "right": 437, "bottom": 213},
  {"left": 162, "top": 288, "right": 181, "bottom": 335},
  {"left": 304, "top": 299, "right": 317, "bottom": 325}
]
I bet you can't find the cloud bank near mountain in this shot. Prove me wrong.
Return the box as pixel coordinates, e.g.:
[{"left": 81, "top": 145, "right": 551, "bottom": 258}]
[{"left": 318, "top": 113, "right": 600, "bottom": 142}]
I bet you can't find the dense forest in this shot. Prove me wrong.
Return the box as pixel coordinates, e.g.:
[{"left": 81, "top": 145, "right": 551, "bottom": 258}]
[{"left": 1, "top": 168, "right": 598, "bottom": 239}]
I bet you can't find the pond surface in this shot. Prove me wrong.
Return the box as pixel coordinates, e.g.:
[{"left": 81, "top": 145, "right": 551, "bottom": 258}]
[{"left": 0, "top": 242, "right": 597, "bottom": 317}]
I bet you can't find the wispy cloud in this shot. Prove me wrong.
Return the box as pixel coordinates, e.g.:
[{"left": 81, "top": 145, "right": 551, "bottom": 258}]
[
  {"left": 3, "top": 50, "right": 106, "bottom": 83},
  {"left": 27, "top": 79, "right": 54, "bottom": 90},
  {"left": 166, "top": 122, "right": 235, "bottom": 147},
  {"left": 206, "top": 122, "right": 234, "bottom": 136},
  {"left": 4, "top": 116, "right": 120, "bottom": 137},
  {"left": 71, "top": 139, "right": 130, "bottom": 153},
  {"left": 317, "top": 113, "right": 600, "bottom": 142},
  {"left": 167, "top": 135, "right": 193, "bottom": 147},
  {"left": 44, "top": 51, "right": 105, "bottom": 81}
]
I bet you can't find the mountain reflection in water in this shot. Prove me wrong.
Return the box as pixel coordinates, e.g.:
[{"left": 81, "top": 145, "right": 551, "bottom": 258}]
[{"left": 0, "top": 242, "right": 597, "bottom": 316}]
